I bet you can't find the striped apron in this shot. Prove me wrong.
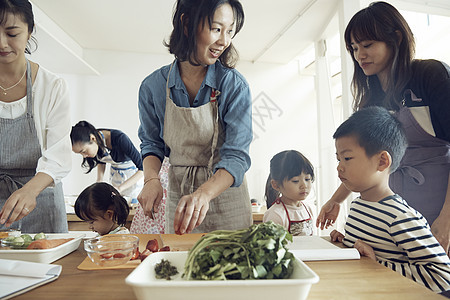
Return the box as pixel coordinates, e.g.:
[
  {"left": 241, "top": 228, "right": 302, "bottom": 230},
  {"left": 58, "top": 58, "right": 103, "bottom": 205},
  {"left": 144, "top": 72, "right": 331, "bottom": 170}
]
[
  {"left": 163, "top": 62, "right": 252, "bottom": 233},
  {"left": 0, "top": 60, "right": 67, "bottom": 233}
]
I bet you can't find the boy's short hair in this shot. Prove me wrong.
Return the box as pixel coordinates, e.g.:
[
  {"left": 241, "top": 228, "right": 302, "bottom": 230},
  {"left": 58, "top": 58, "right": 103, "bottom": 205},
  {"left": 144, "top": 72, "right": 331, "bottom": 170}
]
[{"left": 333, "top": 106, "right": 407, "bottom": 172}]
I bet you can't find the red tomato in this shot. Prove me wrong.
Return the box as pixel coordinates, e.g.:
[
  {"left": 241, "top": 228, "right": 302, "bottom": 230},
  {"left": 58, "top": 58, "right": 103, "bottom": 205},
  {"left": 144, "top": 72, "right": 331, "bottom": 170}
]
[
  {"left": 159, "top": 246, "right": 170, "bottom": 252},
  {"left": 146, "top": 239, "right": 159, "bottom": 252}
]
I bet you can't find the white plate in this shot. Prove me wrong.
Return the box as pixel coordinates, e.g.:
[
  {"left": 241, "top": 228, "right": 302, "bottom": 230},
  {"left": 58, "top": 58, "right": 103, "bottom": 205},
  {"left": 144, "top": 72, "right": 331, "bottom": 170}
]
[
  {"left": 0, "top": 233, "right": 85, "bottom": 263},
  {"left": 126, "top": 251, "right": 319, "bottom": 300}
]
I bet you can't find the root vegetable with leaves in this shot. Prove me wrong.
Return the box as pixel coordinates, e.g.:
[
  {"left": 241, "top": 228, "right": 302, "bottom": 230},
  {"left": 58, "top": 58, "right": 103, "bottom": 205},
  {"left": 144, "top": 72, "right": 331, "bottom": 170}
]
[{"left": 183, "top": 222, "right": 294, "bottom": 280}]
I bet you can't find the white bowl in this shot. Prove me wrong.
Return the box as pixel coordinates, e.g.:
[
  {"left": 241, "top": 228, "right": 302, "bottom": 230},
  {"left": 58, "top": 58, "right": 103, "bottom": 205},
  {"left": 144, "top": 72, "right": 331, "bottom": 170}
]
[{"left": 126, "top": 251, "right": 319, "bottom": 300}]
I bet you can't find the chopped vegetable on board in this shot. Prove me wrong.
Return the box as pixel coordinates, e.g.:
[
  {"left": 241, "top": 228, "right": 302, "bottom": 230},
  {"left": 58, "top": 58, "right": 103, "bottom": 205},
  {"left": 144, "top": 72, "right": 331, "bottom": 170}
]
[
  {"left": 155, "top": 259, "right": 179, "bottom": 280},
  {"left": 183, "top": 221, "right": 294, "bottom": 280}
]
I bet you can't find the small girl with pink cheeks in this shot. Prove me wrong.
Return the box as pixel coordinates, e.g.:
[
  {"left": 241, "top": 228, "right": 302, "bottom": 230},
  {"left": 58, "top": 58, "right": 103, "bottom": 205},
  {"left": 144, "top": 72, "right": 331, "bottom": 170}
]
[{"left": 263, "top": 150, "right": 316, "bottom": 236}]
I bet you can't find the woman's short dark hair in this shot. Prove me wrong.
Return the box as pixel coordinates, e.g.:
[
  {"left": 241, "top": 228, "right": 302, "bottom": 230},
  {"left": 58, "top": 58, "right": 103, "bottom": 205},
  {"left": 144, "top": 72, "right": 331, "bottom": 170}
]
[
  {"left": 0, "top": 0, "right": 37, "bottom": 53},
  {"left": 70, "top": 120, "right": 107, "bottom": 174},
  {"left": 165, "top": 0, "right": 244, "bottom": 68}
]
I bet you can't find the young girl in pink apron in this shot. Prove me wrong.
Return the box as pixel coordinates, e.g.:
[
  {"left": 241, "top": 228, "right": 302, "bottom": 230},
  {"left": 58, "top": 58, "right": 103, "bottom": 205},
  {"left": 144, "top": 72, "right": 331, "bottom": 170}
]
[{"left": 263, "top": 150, "right": 315, "bottom": 236}]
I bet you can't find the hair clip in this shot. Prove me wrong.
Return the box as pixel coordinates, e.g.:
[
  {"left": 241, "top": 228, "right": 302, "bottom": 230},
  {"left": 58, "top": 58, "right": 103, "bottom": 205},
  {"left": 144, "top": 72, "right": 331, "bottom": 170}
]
[{"left": 111, "top": 192, "right": 116, "bottom": 198}]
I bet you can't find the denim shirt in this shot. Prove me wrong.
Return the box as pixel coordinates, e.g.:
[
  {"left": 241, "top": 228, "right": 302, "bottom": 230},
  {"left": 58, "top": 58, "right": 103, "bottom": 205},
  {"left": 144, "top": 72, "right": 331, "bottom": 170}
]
[{"left": 138, "top": 60, "right": 252, "bottom": 187}]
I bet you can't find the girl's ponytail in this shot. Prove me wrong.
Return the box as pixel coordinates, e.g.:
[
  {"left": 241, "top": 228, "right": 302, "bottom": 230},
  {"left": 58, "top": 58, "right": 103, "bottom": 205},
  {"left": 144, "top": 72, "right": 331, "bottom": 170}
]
[
  {"left": 264, "top": 175, "right": 279, "bottom": 209},
  {"left": 110, "top": 191, "right": 130, "bottom": 226}
]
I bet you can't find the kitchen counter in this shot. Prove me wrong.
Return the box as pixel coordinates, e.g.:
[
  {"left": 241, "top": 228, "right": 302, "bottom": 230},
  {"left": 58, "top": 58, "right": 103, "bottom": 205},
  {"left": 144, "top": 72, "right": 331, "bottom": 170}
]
[
  {"left": 12, "top": 234, "right": 445, "bottom": 300},
  {"left": 68, "top": 205, "right": 265, "bottom": 230}
]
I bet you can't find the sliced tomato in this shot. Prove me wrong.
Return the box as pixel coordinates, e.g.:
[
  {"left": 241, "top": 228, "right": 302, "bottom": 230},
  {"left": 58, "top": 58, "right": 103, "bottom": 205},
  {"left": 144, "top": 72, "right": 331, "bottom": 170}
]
[
  {"left": 113, "top": 253, "right": 126, "bottom": 258},
  {"left": 100, "top": 253, "right": 113, "bottom": 259},
  {"left": 139, "top": 249, "right": 152, "bottom": 261},
  {"left": 146, "top": 239, "right": 159, "bottom": 252},
  {"left": 159, "top": 246, "right": 170, "bottom": 252},
  {"left": 131, "top": 248, "right": 140, "bottom": 260}
]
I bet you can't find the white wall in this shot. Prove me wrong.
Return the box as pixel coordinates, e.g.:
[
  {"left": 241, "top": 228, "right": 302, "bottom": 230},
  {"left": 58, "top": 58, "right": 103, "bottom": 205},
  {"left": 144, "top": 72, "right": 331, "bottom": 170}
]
[
  {"left": 55, "top": 50, "right": 321, "bottom": 210},
  {"left": 239, "top": 60, "right": 319, "bottom": 205}
]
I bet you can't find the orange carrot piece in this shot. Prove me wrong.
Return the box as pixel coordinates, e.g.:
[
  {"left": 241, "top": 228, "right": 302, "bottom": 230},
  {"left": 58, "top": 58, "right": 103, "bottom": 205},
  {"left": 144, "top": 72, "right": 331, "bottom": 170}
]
[{"left": 27, "top": 238, "right": 74, "bottom": 249}]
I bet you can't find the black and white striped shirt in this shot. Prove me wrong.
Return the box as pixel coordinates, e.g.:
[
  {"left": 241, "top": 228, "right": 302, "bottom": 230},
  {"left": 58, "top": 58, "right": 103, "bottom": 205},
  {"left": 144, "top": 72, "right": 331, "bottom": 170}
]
[{"left": 343, "top": 195, "right": 450, "bottom": 293}]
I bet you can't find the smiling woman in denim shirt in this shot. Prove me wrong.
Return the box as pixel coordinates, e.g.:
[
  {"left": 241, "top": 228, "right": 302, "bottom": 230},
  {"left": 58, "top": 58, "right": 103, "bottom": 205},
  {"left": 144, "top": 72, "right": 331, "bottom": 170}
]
[{"left": 138, "top": 0, "right": 253, "bottom": 235}]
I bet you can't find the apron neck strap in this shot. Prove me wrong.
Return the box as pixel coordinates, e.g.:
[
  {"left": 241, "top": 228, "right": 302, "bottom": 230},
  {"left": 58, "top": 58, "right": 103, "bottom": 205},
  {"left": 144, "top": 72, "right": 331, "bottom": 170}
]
[
  {"left": 165, "top": 60, "right": 176, "bottom": 100},
  {"left": 25, "top": 59, "right": 33, "bottom": 115}
]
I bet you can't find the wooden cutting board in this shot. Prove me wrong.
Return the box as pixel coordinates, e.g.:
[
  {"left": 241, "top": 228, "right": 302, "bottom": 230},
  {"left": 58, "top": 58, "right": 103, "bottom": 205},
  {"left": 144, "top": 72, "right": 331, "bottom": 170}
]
[
  {"left": 77, "top": 233, "right": 203, "bottom": 270},
  {"left": 160, "top": 233, "right": 204, "bottom": 251}
]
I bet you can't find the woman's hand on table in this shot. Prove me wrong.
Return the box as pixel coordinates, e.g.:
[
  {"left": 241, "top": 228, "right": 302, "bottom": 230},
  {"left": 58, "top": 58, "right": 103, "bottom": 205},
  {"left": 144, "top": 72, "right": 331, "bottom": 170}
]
[
  {"left": 137, "top": 179, "right": 163, "bottom": 219},
  {"left": 354, "top": 240, "right": 376, "bottom": 261},
  {"left": 174, "top": 188, "right": 211, "bottom": 235}
]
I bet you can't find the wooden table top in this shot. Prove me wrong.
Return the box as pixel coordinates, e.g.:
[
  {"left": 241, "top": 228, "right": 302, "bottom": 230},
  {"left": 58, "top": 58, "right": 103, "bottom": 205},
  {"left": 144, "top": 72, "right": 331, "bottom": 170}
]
[{"left": 12, "top": 234, "right": 445, "bottom": 300}]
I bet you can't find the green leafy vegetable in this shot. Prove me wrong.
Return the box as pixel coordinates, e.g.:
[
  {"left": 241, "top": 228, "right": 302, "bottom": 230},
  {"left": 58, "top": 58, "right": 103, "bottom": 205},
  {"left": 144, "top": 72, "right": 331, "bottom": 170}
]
[
  {"left": 183, "top": 221, "right": 294, "bottom": 280},
  {"left": 155, "top": 259, "right": 179, "bottom": 280}
]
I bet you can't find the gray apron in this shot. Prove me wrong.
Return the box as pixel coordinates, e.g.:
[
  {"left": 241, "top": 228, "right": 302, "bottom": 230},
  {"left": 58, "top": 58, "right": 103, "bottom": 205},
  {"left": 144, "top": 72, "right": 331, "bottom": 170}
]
[
  {"left": 390, "top": 105, "right": 450, "bottom": 225},
  {"left": 163, "top": 62, "right": 252, "bottom": 234},
  {"left": 0, "top": 60, "right": 67, "bottom": 233}
]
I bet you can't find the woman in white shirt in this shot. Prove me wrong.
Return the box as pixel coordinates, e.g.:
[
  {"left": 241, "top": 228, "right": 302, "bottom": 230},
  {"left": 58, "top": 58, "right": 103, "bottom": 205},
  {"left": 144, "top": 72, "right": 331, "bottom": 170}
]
[{"left": 0, "top": 0, "right": 71, "bottom": 232}]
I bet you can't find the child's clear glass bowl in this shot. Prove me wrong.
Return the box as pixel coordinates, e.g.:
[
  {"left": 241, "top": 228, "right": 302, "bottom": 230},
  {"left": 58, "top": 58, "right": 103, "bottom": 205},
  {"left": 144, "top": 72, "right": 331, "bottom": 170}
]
[{"left": 84, "top": 234, "right": 139, "bottom": 267}]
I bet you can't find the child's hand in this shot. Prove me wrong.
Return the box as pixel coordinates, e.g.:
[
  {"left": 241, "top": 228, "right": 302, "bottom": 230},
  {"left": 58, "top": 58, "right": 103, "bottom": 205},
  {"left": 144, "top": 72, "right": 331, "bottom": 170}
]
[
  {"left": 354, "top": 240, "right": 376, "bottom": 261},
  {"left": 330, "top": 229, "right": 344, "bottom": 242}
]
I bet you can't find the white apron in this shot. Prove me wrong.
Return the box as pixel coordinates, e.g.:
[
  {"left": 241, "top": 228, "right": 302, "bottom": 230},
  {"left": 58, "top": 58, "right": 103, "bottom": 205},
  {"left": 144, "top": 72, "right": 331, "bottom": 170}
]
[
  {"left": 163, "top": 62, "right": 252, "bottom": 233},
  {"left": 98, "top": 153, "right": 143, "bottom": 200}
]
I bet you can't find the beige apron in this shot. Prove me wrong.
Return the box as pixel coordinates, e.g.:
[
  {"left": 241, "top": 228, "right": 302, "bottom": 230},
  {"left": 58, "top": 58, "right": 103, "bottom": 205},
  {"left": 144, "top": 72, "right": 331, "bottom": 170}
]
[{"left": 163, "top": 62, "right": 252, "bottom": 233}]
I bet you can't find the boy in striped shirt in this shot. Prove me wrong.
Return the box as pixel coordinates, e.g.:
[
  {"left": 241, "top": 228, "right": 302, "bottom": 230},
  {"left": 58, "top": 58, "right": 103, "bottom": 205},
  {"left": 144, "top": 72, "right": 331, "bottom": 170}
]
[{"left": 330, "top": 106, "right": 450, "bottom": 294}]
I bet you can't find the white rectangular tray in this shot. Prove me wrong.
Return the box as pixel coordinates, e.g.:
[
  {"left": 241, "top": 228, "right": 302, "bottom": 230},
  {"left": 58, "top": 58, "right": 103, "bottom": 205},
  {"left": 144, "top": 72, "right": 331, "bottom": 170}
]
[
  {"left": 126, "top": 251, "right": 319, "bottom": 300},
  {"left": 0, "top": 233, "right": 84, "bottom": 264}
]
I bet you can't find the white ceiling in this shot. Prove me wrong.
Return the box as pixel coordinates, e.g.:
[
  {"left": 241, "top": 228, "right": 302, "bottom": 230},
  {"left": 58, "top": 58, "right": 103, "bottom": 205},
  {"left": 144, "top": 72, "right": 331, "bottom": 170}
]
[{"left": 28, "top": 0, "right": 450, "bottom": 74}]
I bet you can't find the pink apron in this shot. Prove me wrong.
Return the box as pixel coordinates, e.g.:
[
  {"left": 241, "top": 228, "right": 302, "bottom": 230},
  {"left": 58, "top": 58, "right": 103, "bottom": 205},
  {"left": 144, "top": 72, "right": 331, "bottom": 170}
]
[{"left": 277, "top": 199, "right": 313, "bottom": 236}]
